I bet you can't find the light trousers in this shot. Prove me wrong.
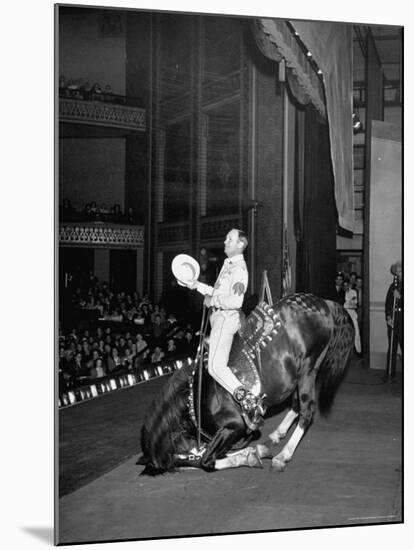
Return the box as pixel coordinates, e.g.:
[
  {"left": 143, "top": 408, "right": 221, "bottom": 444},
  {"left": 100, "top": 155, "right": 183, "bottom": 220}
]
[{"left": 208, "top": 310, "right": 243, "bottom": 395}]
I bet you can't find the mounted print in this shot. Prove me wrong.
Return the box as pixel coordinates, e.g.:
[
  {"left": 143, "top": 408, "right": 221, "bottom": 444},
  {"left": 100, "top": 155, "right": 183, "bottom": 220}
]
[{"left": 56, "top": 2, "right": 403, "bottom": 545}]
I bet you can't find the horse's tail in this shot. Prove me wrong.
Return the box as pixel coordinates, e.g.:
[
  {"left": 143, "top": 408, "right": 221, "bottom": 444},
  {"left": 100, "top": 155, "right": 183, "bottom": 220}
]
[
  {"left": 139, "top": 364, "right": 192, "bottom": 474},
  {"left": 317, "top": 301, "right": 354, "bottom": 415}
]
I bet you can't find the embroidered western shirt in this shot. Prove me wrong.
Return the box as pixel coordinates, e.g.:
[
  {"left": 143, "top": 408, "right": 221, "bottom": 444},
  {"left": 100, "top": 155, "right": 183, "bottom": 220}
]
[{"left": 195, "top": 254, "right": 248, "bottom": 310}]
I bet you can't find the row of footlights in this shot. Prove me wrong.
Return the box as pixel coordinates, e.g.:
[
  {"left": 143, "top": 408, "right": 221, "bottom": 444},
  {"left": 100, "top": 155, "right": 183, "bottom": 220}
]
[{"left": 58, "top": 357, "right": 193, "bottom": 408}]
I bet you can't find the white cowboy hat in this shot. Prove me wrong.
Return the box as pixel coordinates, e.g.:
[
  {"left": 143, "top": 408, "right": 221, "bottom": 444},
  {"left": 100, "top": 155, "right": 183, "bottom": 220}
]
[{"left": 171, "top": 254, "right": 200, "bottom": 287}]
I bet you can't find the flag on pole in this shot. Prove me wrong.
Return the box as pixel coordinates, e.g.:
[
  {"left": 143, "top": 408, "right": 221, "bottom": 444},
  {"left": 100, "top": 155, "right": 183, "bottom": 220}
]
[{"left": 282, "top": 225, "right": 292, "bottom": 297}]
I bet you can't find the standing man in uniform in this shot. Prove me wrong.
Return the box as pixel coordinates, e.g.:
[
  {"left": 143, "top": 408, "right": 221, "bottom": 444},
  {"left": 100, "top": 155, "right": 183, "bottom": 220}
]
[
  {"left": 187, "top": 228, "right": 265, "bottom": 430},
  {"left": 384, "top": 260, "right": 403, "bottom": 381}
]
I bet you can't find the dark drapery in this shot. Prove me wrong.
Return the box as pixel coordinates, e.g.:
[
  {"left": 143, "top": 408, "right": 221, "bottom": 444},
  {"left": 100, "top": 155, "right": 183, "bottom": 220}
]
[
  {"left": 252, "top": 18, "right": 354, "bottom": 233},
  {"left": 296, "top": 106, "right": 337, "bottom": 296}
]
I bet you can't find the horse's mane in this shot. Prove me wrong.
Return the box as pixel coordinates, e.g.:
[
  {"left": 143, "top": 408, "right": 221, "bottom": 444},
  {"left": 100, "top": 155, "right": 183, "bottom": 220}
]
[{"left": 140, "top": 362, "right": 194, "bottom": 472}]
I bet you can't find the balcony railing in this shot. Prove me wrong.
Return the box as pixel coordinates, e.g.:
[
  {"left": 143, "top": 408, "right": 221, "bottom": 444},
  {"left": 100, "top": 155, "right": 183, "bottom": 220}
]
[
  {"left": 59, "top": 98, "right": 146, "bottom": 131},
  {"left": 59, "top": 222, "right": 144, "bottom": 248}
]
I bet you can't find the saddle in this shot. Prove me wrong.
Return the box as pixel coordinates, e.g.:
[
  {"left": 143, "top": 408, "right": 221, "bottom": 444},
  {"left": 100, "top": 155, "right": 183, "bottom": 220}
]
[
  {"left": 187, "top": 302, "right": 282, "bottom": 440},
  {"left": 228, "top": 302, "right": 282, "bottom": 396}
]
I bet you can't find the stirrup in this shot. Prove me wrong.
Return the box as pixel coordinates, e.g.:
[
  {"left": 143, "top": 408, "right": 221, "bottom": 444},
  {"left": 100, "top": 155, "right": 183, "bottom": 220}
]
[
  {"left": 233, "top": 386, "right": 247, "bottom": 403},
  {"left": 233, "top": 386, "right": 266, "bottom": 431}
]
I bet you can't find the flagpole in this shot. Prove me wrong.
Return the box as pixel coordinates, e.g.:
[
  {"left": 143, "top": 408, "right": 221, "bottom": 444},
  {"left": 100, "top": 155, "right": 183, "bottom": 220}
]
[{"left": 282, "top": 88, "right": 291, "bottom": 297}]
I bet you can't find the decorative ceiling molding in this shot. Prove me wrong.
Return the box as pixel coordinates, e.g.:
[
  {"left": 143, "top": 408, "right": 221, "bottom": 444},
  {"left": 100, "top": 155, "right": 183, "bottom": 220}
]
[{"left": 252, "top": 18, "right": 326, "bottom": 118}]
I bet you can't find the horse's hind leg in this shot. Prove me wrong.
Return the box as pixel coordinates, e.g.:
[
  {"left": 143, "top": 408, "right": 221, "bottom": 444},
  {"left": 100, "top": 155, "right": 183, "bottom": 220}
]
[
  {"left": 271, "top": 361, "right": 320, "bottom": 472},
  {"left": 271, "top": 422, "right": 307, "bottom": 471},
  {"left": 255, "top": 393, "right": 300, "bottom": 461},
  {"left": 268, "top": 398, "right": 299, "bottom": 444},
  {"left": 271, "top": 388, "right": 314, "bottom": 471}
]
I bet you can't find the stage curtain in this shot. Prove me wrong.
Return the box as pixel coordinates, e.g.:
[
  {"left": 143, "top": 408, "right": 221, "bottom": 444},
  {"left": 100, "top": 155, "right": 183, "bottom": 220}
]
[
  {"left": 252, "top": 18, "right": 354, "bottom": 232},
  {"left": 301, "top": 105, "right": 337, "bottom": 297}
]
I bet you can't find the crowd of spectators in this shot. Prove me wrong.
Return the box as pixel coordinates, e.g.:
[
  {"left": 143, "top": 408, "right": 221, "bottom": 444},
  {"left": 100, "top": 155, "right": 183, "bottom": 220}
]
[
  {"left": 59, "top": 273, "right": 198, "bottom": 395},
  {"left": 59, "top": 75, "right": 126, "bottom": 104},
  {"left": 60, "top": 198, "right": 140, "bottom": 224},
  {"left": 329, "top": 270, "right": 363, "bottom": 354},
  {"left": 329, "top": 270, "right": 363, "bottom": 308}
]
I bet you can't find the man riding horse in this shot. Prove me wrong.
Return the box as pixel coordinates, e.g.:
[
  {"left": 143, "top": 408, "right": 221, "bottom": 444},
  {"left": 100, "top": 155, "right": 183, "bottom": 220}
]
[{"left": 184, "top": 228, "right": 266, "bottom": 430}]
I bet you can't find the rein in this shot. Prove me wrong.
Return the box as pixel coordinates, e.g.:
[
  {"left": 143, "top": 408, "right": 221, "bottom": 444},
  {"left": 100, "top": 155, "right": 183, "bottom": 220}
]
[{"left": 187, "top": 305, "right": 212, "bottom": 445}]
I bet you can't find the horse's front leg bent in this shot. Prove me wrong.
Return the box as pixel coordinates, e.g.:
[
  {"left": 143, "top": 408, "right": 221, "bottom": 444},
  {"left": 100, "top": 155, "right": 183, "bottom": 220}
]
[
  {"left": 214, "top": 446, "right": 263, "bottom": 470},
  {"left": 200, "top": 426, "right": 246, "bottom": 471}
]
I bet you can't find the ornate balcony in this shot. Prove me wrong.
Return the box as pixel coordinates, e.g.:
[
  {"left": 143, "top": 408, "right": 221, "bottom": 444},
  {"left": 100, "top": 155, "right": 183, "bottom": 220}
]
[
  {"left": 59, "top": 98, "right": 146, "bottom": 132},
  {"left": 59, "top": 222, "right": 144, "bottom": 248}
]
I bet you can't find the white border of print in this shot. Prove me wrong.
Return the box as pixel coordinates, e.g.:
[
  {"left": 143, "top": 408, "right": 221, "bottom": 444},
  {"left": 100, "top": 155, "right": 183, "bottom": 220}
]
[{"left": 2, "top": 1, "right": 411, "bottom": 549}]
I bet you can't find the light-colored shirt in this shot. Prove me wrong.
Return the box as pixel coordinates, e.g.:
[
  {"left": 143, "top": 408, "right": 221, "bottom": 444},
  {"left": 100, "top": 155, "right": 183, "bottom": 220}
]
[
  {"left": 195, "top": 254, "right": 248, "bottom": 310},
  {"left": 344, "top": 288, "right": 358, "bottom": 310}
]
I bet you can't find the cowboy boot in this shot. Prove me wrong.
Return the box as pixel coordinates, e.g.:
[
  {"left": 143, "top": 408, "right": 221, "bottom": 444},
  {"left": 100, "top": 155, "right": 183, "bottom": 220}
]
[{"left": 233, "top": 386, "right": 266, "bottom": 431}]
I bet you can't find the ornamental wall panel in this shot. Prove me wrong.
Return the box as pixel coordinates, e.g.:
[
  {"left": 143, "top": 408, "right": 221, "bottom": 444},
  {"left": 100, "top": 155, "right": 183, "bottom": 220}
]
[{"left": 59, "top": 223, "right": 144, "bottom": 248}]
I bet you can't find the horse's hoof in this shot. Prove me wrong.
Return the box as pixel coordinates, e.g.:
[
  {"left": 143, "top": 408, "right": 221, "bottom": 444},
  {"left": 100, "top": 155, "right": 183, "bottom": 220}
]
[
  {"left": 271, "top": 457, "right": 286, "bottom": 472},
  {"left": 255, "top": 443, "right": 272, "bottom": 459},
  {"left": 247, "top": 449, "right": 264, "bottom": 469},
  {"left": 267, "top": 434, "right": 282, "bottom": 446}
]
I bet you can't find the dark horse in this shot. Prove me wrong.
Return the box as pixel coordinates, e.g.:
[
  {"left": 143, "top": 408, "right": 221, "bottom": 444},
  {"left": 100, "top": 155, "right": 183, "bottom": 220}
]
[{"left": 138, "top": 293, "right": 354, "bottom": 474}]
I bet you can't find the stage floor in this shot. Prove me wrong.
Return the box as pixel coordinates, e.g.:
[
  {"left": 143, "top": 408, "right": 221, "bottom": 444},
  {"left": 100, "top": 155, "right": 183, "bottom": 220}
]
[{"left": 57, "top": 357, "right": 402, "bottom": 544}]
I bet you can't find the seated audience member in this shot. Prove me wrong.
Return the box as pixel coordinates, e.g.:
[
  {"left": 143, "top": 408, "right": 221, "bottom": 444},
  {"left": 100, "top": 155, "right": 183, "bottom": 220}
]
[
  {"left": 183, "top": 329, "right": 196, "bottom": 354},
  {"left": 74, "top": 352, "right": 89, "bottom": 378},
  {"left": 102, "top": 343, "right": 112, "bottom": 367},
  {"left": 81, "top": 340, "right": 91, "bottom": 361},
  {"left": 108, "top": 347, "right": 122, "bottom": 372},
  {"left": 86, "top": 349, "right": 101, "bottom": 370},
  {"left": 151, "top": 304, "right": 162, "bottom": 323},
  {"left": 122, "top": 348, "right": 134, "bottom": 370},
  {"left": 152, "top": 314, "right": 166, "bottom": 343},
  {"left": 125, "top": 207, "right": 137, "bottom": 224},
  {"left": 112, "top": 203, "right": 123, "bottom": 223},
  {"left": 135, "top": 333, "right": 148, "bottom": 353},
  {"left": 133, "top": 310, "right": 145, "bottom": 326},
  {"left": 117, "top": 336, "right": 127, "bottom": 355},
  {"left": 166, "top": 312, "right": 178, "bottom": 330},
  {"left": 172, "top": 328, "right": 186, "bottom": 351},
  {"left": 83, "top": 203, "right": 93, "bottom": 220},
  {"left": 151, "top": 346, "right": 165, "bottom": 364},
  {"left": 110, "top": 308, "right": 123, "bottom": 322},
  {"left": 166, "top": 338, "right": 177, "bottom": 358},
  {"left": 90, "top": 357, "right": 106, "bottom": 379},
  {"left": 60, "top": 198, "right": 76, "bottom": 221},
  {"left": 60, "top": 349, "right": 76, "bottom": 385}
]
